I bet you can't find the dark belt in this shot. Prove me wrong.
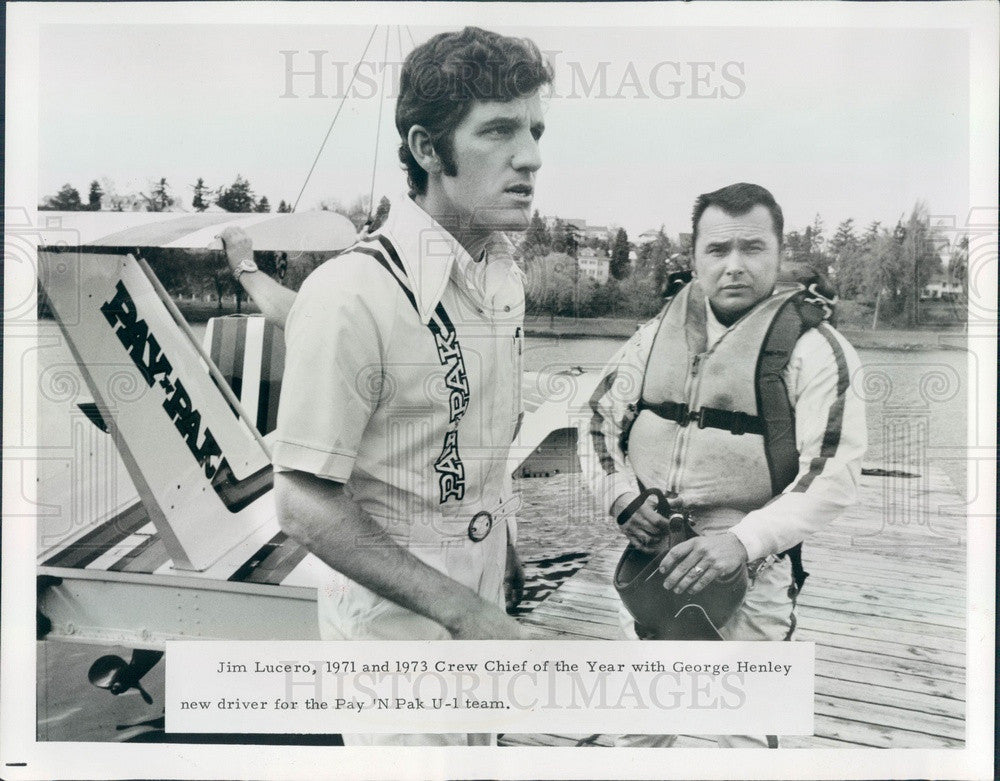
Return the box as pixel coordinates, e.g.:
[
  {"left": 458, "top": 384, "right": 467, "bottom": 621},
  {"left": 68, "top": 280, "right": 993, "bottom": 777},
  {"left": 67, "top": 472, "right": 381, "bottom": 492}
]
[{"left": 637, "top": 399, "right": 764, "bottom": 436}]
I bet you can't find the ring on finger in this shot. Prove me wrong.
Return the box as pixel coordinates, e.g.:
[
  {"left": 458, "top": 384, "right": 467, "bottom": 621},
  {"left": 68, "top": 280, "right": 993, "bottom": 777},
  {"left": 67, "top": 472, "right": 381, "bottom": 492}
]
[{"left": 693, "top": 565, "right": 705, "bottom": 575}]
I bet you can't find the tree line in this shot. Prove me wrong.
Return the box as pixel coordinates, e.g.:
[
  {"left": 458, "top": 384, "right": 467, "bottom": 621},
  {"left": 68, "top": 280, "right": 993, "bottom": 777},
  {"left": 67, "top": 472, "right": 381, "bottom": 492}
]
[
  {"left": 39, "top": 176, "right": 293, "bottom": 214},
  {"left": 519, "top": 203, "right": 967, "bottom": 328},
  {"left": 39, "top": 176, "right": 966, "bottom": 328}
]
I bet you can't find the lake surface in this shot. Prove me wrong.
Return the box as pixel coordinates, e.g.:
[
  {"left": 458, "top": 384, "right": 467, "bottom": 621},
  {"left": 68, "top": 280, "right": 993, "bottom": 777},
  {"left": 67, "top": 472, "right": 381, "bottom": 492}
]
[
  {"left": 522, "top": 336, "right": 969, "bottom": 498},
  {"left": 186, "top": 325, "right": 969, "bottom": 496}
]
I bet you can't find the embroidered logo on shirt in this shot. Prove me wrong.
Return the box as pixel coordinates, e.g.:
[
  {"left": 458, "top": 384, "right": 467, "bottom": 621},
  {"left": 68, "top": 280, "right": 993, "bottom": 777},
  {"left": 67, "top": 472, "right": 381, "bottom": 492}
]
[
  {"left": 354, "top": 233, "right": 469, "bottom": 504},
  {"left": 429, "top": 310, "right": 469, "bottom": 502}
]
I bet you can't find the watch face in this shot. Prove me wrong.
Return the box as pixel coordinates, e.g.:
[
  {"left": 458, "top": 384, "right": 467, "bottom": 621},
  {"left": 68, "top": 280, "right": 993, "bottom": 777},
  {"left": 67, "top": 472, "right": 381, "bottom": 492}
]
[{"left": 238, "top": 258, "right": 258, "bottom": 274}]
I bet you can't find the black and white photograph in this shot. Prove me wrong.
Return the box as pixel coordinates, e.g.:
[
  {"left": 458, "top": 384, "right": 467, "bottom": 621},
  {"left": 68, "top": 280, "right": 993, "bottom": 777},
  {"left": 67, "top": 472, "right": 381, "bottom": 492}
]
[{"left": 2, "top": 2, "right": 997, "bottom": 779}]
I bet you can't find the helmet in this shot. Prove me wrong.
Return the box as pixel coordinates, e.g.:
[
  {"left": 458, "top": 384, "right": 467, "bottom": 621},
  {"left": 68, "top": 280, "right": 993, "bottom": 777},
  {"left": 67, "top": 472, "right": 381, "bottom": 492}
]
[{"left": 614, "top": 513, "right": 748, "bottom": 640}]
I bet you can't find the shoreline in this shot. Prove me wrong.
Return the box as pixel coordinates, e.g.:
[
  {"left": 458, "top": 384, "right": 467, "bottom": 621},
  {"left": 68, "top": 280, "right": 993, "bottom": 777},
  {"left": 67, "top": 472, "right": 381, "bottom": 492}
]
[{"left": 523, "top": 316, "right": 966, "bottom": 351}]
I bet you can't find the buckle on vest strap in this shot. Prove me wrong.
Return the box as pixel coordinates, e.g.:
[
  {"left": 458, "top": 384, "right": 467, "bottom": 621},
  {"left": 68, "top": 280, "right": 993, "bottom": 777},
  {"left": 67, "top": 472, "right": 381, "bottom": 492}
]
[{"left": 729, "top": 411, "right": 748, "bottom": 435}]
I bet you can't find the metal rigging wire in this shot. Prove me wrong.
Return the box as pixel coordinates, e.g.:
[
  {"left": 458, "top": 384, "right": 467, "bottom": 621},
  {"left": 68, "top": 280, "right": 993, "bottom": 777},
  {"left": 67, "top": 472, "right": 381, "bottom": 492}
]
[
  {"left": 367, "top": 26, "right": 392, "bottom": 221},
  {"left": 291, "top": 24, "right": 380, "bottom": 213}
]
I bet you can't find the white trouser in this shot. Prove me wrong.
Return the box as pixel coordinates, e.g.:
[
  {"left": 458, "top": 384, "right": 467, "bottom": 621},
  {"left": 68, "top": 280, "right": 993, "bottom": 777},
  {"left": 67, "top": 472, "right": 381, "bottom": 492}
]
[
  {"left": 615, "top": 556, "right": 794, "bottom": 749},
  {"left": 318, "top": 516, "right": 508, "bottom": 747}
]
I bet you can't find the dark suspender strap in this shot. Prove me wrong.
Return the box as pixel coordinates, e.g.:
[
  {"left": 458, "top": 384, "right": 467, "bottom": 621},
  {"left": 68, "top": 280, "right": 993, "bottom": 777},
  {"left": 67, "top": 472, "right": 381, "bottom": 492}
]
[
  {"left": 778, "top": 542, "right": 809, "bottom": 594},
  {"left": 616, "top": 486, "right": 667, "bottom": 526},
  {"left": 636, "top": 399, "right": 765, "bottom": 436}
]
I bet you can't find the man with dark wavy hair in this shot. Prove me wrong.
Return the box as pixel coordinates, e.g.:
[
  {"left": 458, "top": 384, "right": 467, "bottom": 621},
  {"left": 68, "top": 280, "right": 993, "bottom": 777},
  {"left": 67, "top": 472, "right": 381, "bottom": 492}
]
[{"left": 244, "top": 27, "right": 553, "bottom": 746}]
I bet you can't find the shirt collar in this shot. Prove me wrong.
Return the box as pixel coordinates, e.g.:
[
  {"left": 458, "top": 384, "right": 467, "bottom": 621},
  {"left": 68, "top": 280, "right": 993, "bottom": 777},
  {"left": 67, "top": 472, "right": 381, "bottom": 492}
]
[{"left": 378, "top": 193, "right": 474, "bottom": 325}]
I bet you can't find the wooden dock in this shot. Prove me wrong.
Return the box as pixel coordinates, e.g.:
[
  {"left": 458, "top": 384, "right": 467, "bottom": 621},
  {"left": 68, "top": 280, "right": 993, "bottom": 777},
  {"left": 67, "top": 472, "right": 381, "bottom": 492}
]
[{"left": 502, "top": 464, "right": 967, "bottom": 749}]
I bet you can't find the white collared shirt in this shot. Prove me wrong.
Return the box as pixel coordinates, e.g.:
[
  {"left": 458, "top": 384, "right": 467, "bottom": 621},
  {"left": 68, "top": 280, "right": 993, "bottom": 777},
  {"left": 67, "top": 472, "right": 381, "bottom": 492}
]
[{"left": 271, "top": 194, "right": 525, "bottom": 535}]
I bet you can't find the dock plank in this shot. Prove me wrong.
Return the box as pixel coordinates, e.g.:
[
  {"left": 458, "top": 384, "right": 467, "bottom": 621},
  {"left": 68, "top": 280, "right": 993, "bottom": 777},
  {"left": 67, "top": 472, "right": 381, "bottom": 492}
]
[{"left": 506, "top": 464, "right": 968, "bottom": 749}]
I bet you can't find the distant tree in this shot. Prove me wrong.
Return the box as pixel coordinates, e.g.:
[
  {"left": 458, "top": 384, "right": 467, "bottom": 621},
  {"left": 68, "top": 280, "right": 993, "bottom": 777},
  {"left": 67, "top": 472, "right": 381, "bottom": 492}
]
[
  {"left": 610, "top": 228, "right": 631, "bottom": 281},
  {"left": 636, "top": 226, "right": 679, "bottom": 292},
  {"left": 563, "top": 223, "right": 580, "bottom": 259},
  {"left": 949, "top": 236, "right": 968, "bottom": 293},
  {"left": 829, "top": 218, "right": 861, "bottom": 297},
  {"left": 216, "top": 175, "right": 257, "bottom": 212},
  {"left": 616, "top": 266, "right": 662, "bottom": 319},
  {"left": 277, "top": 199, "right": 292, "bottom": 213},
  {"left": 141, "top": 177, "right": 174, "bottom": 212},
  {"left": 210, "top": 267, "right": 233, "bottom": 311},
  {"left": 809, "top": 213, "right": 825, "bottom": 255},
  {"left": 87, "top": 180, "right": 103, "bottom": 211},
  {"left": 783, "top": 230, "right": 810, "bottom": 264},
  {"left": 829, "top": 218, "right": 857, "bottom": 256},
  {"left": 524, "top": 252, "right": 578, "bottom": 327},
  {"left": 862, "top": 220, "right": 882, "bottom": 248},
  {"left": 550, "top": 218, "right": 567, "bottom": 253},
  {"left": 523, "top": 210, "right": 551, "bottom": 256},
  {"left": 255, "top": 196, "right": 271, "bottom": 213},
  {"left": 191, "top": 178, "right": 211, "bottom": 211},
  {"left": 900, "top": 202, "right": 943, "bottom": 327},
  {"left": 40, "top": 183, "right": 83, "bottom": 211}
]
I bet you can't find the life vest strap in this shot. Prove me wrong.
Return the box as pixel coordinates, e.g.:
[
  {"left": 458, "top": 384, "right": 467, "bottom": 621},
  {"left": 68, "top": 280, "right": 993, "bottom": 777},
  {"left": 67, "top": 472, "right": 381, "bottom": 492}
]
[
  {"left": 778, "top": 542, "right": 810, "bottom": 594},
  {"left": 636, "top": 399, "right": 764, "bottom": 436}
]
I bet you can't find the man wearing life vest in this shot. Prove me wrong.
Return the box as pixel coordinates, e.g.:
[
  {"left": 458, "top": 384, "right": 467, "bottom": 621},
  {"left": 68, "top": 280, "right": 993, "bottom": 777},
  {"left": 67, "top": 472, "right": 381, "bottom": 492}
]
[{"left": 581, "top": 182, "right": 866, "bottom": 748}]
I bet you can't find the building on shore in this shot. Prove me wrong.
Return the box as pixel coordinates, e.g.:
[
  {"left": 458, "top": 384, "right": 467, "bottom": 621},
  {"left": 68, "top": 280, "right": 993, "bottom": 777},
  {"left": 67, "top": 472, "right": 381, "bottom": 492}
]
[{"left": 577, "top": 246, "right": 611, "bottom": 283}]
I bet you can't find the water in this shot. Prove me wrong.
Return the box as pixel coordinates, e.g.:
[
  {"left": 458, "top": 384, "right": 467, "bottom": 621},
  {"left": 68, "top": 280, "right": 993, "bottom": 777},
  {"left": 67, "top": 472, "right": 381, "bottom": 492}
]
[
  {"left": 188, "top": 326, "right": 968, "bottom": 495},
  {"left": 522, "top": 336, "right": 969, "bottom": 497}
]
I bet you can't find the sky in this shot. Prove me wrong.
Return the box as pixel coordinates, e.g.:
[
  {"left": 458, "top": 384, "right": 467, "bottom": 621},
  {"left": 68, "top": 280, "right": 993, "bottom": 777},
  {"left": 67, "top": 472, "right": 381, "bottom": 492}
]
[{"left": 38, "top": 21, "right": 970, "bottom": 238}]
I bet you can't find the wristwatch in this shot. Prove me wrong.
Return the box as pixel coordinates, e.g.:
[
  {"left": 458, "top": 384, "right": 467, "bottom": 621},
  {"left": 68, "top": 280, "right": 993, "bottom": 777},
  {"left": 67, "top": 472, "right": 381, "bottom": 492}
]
[{"left": 233, "top": 257, "right": 258, "bottom": 282}]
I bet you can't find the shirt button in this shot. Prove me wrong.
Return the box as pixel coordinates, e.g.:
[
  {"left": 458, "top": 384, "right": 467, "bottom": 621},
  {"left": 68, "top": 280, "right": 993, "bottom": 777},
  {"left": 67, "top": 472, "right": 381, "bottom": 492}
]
[{"left": 503, "top": 305, "right": 511, "bottom": 312}]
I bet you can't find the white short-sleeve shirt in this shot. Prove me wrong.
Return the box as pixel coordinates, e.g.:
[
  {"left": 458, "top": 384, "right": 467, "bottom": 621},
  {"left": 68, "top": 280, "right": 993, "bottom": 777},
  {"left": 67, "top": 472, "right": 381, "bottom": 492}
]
[{"left": 271, "top": 194, "right": 525, "bottom": 546}]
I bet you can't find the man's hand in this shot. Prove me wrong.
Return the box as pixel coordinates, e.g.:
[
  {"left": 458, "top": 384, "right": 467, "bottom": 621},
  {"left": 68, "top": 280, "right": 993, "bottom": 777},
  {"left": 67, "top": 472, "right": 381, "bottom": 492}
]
[
  {"left": 659, "top": 532, "right": 749, "bottom": 595},
  {"left": 504, "top": 543, "right": 525, "bottom": 613},
  {"left": 450, "top": 603, "right": 532, "bottom": 640},
  {"left": 611, "top": 492, "right": 673, "bottom": 554},
  {"left": 217, "top": 225, "right": 253, "bottom": 272}
]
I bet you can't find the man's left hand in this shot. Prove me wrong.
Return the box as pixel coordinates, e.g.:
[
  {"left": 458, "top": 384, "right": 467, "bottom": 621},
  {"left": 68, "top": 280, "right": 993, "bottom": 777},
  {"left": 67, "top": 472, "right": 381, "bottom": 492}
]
[
  {"left": 218, "top": 225, "right": 253, "bottom": 272},
  {"left": 659, "top": 533, "right": 749, "bottom": 595},
  {"left": 504, "top": 544, "right": 525, "bottom": 613}
]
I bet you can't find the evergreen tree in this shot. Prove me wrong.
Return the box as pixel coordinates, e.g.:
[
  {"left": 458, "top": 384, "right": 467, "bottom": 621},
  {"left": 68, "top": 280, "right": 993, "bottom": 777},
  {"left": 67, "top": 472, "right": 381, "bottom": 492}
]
[
  {"left": 191, "top": 178, "right": 210, "bottom": 211},
  {"left": 255, "top": 196, "right": 271, "bottom": 213},
  {"left": 142, "top": 177, "right": 174, "bottom": 212},
  {"left": 550, "top": 218, "right": 567, "bottom": 253},
  {"left": 809, "top": 213, "right": 825, "bottom": 254},
  {"left": 87, "top": 180, "right": 103, "bottom": 211},
  {"left": 524, "top": 210, "right": 551, "bottom": 255},
  {"left": 215, "top": 175, "right": 257, "bottom": 212},
  {"left": 41, "top": 184, "right": 83, "bottom": 210},
  {"left": 829, "top": 218, "right": 857, "bottom": 255},
  {"left": 277, "top": 200, "right": 292, "bottom": 213},
  {"left": 563, "top": 223, "right": 580, "bottom": 258},
  {"left": 610, "top": 227, "right": 631, "bottom": 280}
]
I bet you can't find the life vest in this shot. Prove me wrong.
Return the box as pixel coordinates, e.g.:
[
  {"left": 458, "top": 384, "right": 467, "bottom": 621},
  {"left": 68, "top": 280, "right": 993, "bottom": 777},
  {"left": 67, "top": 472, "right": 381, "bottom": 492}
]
[{"left": 625, "top": 280, "right": 829, "bottom": 512}]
